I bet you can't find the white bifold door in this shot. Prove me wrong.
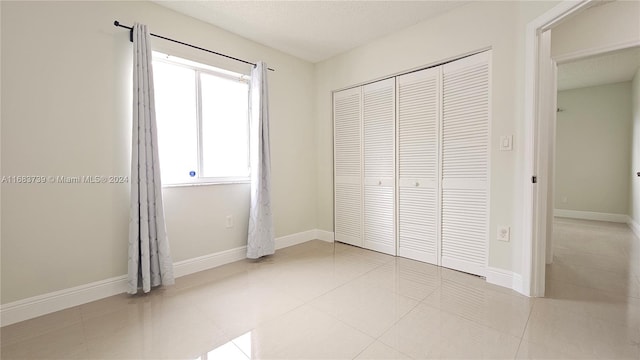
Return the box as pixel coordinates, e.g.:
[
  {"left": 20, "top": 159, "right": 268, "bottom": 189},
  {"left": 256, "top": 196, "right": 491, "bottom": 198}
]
[
  {"left": 440, "top": 52, "right": 490, "bottom": 277},
  {"left": 334, "top": 51, "right": 490, "bottom": 276},
  {"left": 396, "top": 67, "right": 441, "bottom": 265},
  {"left": 333, "top": 87, "right": 362, "bottom": 247},
  {"left": 363, "top": 78, "right": 396, "bottom": 255}
]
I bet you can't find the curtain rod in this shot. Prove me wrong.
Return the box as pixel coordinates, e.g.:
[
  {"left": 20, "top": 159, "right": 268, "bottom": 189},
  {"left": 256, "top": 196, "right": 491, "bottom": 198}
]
[{"left": 113, "top": 21, "right": 275, "bottom": 72}]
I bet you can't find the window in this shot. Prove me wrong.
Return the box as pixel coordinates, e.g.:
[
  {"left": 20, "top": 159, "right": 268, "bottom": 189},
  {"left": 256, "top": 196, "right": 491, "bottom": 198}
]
[{"left": 152, "top": 53, "right": 250, "bottom": 185}]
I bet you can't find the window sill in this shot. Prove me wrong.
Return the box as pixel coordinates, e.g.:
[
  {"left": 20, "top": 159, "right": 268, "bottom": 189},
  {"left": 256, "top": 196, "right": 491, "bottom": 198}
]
[{"left": 162, "top": 179, "right": 250, "bottom": 188}]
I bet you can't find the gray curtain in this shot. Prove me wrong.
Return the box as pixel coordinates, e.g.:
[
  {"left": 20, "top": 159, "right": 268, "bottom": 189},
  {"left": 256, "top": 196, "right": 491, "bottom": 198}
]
[
  {"left": 247, "top": 62, "right": 275, "bottom": 259},
  {"left": 127, "top": 23, "right": 174, "bottom": 294}
]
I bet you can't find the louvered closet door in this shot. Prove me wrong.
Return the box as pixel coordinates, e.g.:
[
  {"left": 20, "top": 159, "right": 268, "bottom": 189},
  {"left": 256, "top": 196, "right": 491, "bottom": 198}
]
[
  {"left": 441, "top": 51, "right": 491, "bottom": 277},
  {"left": 363, "top": 78, "right": 396, "bottom": 255},
  {"left": 397, "top": 67, "right": 441, "bottom": 265},
  {"left": 334, "top": 87, "right": 363, "bottom": 247}
]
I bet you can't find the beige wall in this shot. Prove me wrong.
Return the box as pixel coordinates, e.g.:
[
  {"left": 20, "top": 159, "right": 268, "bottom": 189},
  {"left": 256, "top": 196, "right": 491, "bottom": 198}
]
[
  {"left": 10, "top": 0, "right": 628, "bottom": 306},
  {"left": 554, "top": 82, "right": 633, "bottom": 215},
  {"left": 315, "top": 1, "right": 559, "bottom": 273},
  {"left": 631, "top": 68, "right": 640, "bottom": 224},
  {"left": 551, "top": 1, "right": 640, "bottom": 59},
  {"left": 1, "top": 1, "right": 317, "bottom": 304}
]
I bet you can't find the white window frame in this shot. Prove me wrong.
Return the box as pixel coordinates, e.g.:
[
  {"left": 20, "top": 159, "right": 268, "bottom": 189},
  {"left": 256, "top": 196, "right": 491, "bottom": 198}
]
[{"left": 152, "top": 52, "right": 251, "bottom": 187}]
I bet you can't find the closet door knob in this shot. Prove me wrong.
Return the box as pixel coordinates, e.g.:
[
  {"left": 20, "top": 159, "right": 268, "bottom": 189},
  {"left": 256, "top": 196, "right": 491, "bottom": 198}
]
[
  {"left": 415, "top": 182, "right": 420, "bottom": 187},
  {"left": 378, "top": 180, "right": 382, "bottom": 185}
]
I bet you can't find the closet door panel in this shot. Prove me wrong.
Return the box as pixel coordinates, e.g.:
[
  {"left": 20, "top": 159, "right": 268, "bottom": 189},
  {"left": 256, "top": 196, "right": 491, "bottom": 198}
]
[
  {"left": 334, "top": 87, "right": 362, "bottom": 247},
  {"left": 441, "top": 52, "right": 490, "bottom": 277},
  {"left": 363, "top": 78, "right": 396, "bottom": 255},
  {"left": 397, "top": 67, "right": 440, "bottom": 264},
  {"left": 364, "top": 185, "right": 395, "bottom": 254},
  {"left": 335, "top": 183, "right": 361, "bottom": 245},
  {"left": 398, "top": 187, "right": 437, "bottom": 263}
]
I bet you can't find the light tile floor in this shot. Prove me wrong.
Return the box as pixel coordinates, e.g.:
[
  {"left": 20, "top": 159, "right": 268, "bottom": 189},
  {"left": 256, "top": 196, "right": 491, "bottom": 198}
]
[{"left": 1, "top": 218, "right": 639, "bottom": 359}]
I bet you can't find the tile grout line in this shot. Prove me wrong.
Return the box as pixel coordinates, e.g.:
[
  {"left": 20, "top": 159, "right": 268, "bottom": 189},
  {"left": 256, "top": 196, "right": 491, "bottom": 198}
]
[
  {"left": 78, "top": 306, "right": 91, "bottom": 358},
  {"left": 513, "top": 297, "right": 536, "bottom": 359}
]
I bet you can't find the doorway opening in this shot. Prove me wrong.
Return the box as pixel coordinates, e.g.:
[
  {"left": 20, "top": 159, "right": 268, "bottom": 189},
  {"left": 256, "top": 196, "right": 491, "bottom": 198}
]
[
  {"left": 523, "top": 0, "right": 640, "bottom": 297},
  {"left": 548, "top": 46, "right": 640, "bottom": 297}
]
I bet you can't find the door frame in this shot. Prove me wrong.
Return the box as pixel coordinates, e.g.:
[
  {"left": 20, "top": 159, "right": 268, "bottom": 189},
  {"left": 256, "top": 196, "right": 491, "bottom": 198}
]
[
  {"left": 521, "top": 0, "right": 593, "bottom": 297},
  {"left": 524, "top": 0, "right": 640, "bottom": 297}
]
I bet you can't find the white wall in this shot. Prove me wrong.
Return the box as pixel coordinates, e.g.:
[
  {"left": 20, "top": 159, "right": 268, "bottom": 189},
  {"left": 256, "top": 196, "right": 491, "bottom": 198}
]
[
  {"left": 1, "top": 1, "right": 316, "bottom": 304},
  {"left": 554, "top": 82, "right": 632, "bottom": 215},
  {"left": 315, "top": 1, "right": 559, "bottom": 273},
  {"left": 631, "top": 68, "right": 640, "bottom": 226},
  {"left": 551, "top": 1, "right": 640, "bottom": 59}
]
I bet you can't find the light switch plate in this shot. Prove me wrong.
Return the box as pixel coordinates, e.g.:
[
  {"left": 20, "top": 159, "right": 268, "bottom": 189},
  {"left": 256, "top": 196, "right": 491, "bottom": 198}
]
[
  {"left": 500, "top": 135, "right": 513, "bottom": 151},
  {"left": 497, "top": 226, "right": 511, "bottom": 242}
]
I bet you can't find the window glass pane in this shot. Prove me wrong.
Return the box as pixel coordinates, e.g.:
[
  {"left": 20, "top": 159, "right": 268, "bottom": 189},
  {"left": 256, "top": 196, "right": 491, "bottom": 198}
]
[
  {"left": 153, "top": 61, "right": 198, "bottom": 184},
  {"left": 200, "top": 73, "right": 250, "bottom": 178}
]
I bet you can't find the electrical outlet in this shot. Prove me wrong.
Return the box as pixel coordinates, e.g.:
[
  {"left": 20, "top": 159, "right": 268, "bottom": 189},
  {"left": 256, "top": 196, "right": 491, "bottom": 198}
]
[
  {"left": 497, "top": 226, "right": 511, "bottom": 242},
  {"left": 225, "top": 215, "right": 233, "bottom": 229}
]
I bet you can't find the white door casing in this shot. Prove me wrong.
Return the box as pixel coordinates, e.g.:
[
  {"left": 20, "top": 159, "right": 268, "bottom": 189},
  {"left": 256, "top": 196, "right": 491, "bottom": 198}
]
[{"left": 523, "top": 0, "right": 592, "bottom": 297}]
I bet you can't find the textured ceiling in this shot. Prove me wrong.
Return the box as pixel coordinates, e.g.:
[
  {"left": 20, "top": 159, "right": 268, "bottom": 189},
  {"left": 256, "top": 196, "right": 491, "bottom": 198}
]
[
  {"left": 153, "top": 1, "right": 468, "bottom": 63},
  {"left": 558, "top": 47, "right": 640, "bottom": 91}
]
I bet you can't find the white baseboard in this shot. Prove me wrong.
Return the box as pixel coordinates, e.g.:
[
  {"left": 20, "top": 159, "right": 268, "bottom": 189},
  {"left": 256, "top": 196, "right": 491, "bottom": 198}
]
[
  {"left": 315, "top": 229, "right": 335, "bottom": 242},
  {"left": 554, "top": 209, "right": 629, "bottom": 223},
  {"left": 173, "top": 246, "right": 247, "bottom": 278},
  {"left": 486, "top": 267, "right": 514, "bottom": 290},
  {"left": 511, "top": 273, "right": 524, "bottom": 294},
  {"left": 274, "top": 229, "right": 317, "bottom": 250},
  {"left": 0, "top": 276, "right": 128, "bottom": 328},
  {"left": 486, "top": 267, "right": 524, "bottom": 295},
  {"left": 628, "top": 217, "right": 640, "bottom": 241},
  {"left": 1, "top": 228, "right": 326, "bottom": 327}
]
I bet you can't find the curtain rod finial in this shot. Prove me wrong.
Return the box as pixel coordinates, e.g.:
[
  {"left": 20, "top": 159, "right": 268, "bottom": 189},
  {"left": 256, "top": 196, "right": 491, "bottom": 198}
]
[{"left": 114, "top": 20, "right": 120, "bottom": 26}]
